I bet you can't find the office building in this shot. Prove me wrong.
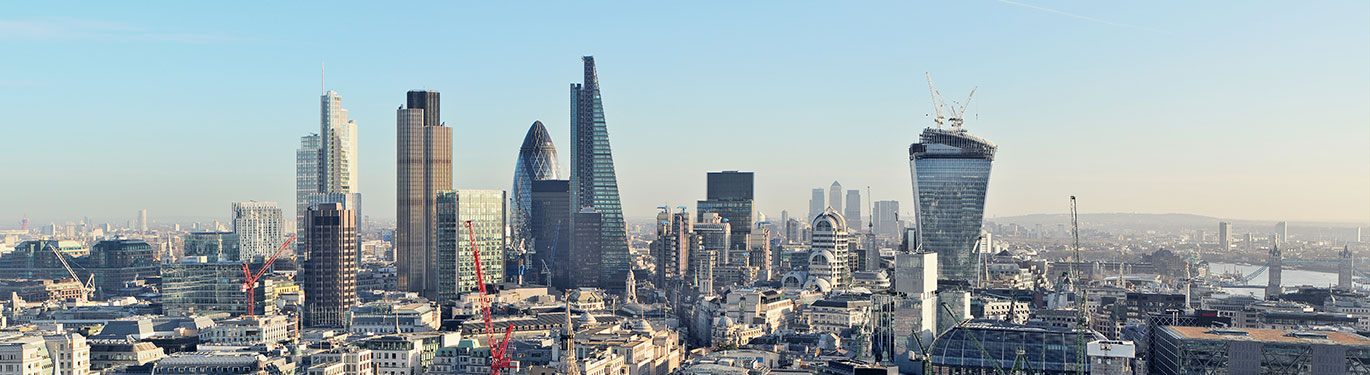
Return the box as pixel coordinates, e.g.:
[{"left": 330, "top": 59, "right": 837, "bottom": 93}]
[
  {"left": 1219, "top": 222, "right": 1231, "bottom": 252},
  {"left": 530, "top": 180, "right": 571, "bottom": 288},
  {"left": 435, "top": 190, "right": 507, "bottom": 304},
  {"left": 909, "top": 126, "right": 996, "bottom": 285},
  {"left": 809, "top": 188, "right": 825, "bottom": 223},
  {"left": 1276, "top": 221, "right": 1288, "bottom": 243},
  {"left": 873, "top": 200, "right": 900, "bottom": 238},
  {"left": 137, "top": 209, "right": 148, "bottom": 233},
  {"left": 828, "top": 181, "right": 843, "bottom": 213},
  {"left": 319, "top": 90, "right": 359, "bottom": 196},
  {"left": 844, "top": 190, "right": 862, "bottom": 233},
  {"left": 397, "top": 90, "right": 452, "bottom": 300},
  {"left": 162, "top": 259, "right": 286, "bottom": 316},
  {"left": 1151, "top": 326, "right": 1370, "bottom": 375},
  {"left": 231, "top": 201, "right": 283, "bottom": 261},
  {"left": 571, "top": 207, "right": 603, "bottom": 289},
  {"left": 697, "top": 171, "right": 754, "bottom": 252},
  {"left": 297, "top": 134, "right": 321, "bottom": 240},
  {"left": 808, "top": 208, "right": 850, "bottom": 290},
  {"left": 87, "top": 239, "right": 158, "bottom": 295},
  {"left": 184, "top": 231, "right": 240, "bottom": 262},
  {"left": 303, "top": 203, "right": 359, "bottom": 327},
  {"left": 570, "top": 56, "right": 629, "bottom": 290},
  {"left": 652, "top": 208, "right": 693, "bottom": 286},
  {"left": 512, "top": 121, "right": 561, "bottom": 256}
]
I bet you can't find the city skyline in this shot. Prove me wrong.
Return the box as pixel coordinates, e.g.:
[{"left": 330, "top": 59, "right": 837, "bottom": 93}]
[{"left": 2, "top": 2, "right": 1368, "bottom": 225}]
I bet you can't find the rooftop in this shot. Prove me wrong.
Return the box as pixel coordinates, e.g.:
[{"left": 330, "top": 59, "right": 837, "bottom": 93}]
[{"left": 1162, "top": 326, "right": 1370, "bottom": 346}]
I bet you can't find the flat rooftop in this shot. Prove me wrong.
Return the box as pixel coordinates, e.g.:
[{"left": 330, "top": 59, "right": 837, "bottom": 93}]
[{"left": 1162, "top": 326, "right": 1370, "bottom": 346}]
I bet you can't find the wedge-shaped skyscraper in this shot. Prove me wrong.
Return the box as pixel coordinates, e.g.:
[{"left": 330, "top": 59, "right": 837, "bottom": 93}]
[
  {"left": 909, "top": 126, "right": 996, "bottom": 286},
  {"left": 570, "top": 56, "right": 630, "bottom": 290}
]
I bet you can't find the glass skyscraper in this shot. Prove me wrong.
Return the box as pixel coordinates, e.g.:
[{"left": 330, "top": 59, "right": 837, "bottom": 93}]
[
  {"left": 511, "top": 121, "right": 561, "bottom": 254},
  {"left": 909, "top": 126, "right": 996, "bottom": 285},
  {"left": 570, "top": 56, "right": 629, "bottom": 290},
  {"left": 697, "top": 171, "right": 754, "bottom": 251},
  {"left": 435, "top": 190, "right": 507, "bottom": 305}
]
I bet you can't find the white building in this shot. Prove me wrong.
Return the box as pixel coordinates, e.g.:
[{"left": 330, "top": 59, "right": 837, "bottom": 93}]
[
  {"left": 204, "top": 315, "right": 291, "bottom": 346},
  {"left": 231, "top": 202, "right": 284, "bottom": 261},
  {"left": 723, "top": 289, "right": 793, "bottom": 333},
  {"left": 805, "top": 209, "right": 850, "bottom": 292},
  {"left": 1087, "top": 340, "right": 1135, "bottom": 375},
  {"left": 0, "top": 332, "right": 90, "bottom": 375},
  {"left": 807, "top": 298, "right": 871, "bottom": 335},
  {"left": 347, "top": 303, "right": 439, "bottom": 335},
  {"left": 310, "top": 347, "right": 374, "bottom": 375}
]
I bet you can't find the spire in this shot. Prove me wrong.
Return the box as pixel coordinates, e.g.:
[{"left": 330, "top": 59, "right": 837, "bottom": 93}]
[{"left": 625, "top": 270, "right": 637, "bottom": 304}]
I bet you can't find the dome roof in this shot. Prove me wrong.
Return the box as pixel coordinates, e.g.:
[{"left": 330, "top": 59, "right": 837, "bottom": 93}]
[
  {"left": 810, "top": 249, "right": 836, "bottom": 265},
  {"left": 714, "top": 315, "right": 735, "bottom": 328},
  {"left": 803, "top": 277, "right": 833, "bottom": 293},
  {"left": 812, "top": 208, "right": 847, "bottom": 230},
  {"left": 577, "top": 313, "right": 599, "bottom": 326}
]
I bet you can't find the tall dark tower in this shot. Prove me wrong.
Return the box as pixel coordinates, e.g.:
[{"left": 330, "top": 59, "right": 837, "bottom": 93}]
[
  {"left": 302, "top": 203, "right": 358, "bottom": 327},
  {"left": 1266, "top": 241, "right": 1282, "bottom": 298},
  {"left": 396, "top": 90, "right": 451, "bottom": 300},
  {"left": 570, "top": 56, "right": 629, "bottom": 290},
  {"left": 698, "top": 171, "right": 754, "bottom": 251}
]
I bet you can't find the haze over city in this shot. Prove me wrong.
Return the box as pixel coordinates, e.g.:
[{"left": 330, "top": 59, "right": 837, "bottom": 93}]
[{"left": 3, "top": 1, "right": 1366, "bottom": 226}]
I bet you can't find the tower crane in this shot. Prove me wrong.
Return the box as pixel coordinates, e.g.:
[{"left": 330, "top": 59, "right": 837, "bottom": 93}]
[
  {"left": 925, "top": 73, "right": 977, "bottom": 129},
  {"left": 240, "top": 234, "right": 295, "bottom": 317},
  {"left": 1070, "top": 196, "right": 1087, "bottom": 375},
  {"left": 465, "top": 220, "right": 515, "bottom": 375},
  {"left": 45, "top": 242, "right": 94, "bottom": 300}
]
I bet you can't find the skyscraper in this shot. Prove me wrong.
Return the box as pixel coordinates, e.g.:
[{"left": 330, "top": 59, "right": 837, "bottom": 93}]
[
  {"left": 511, "top": 121, "right": 561, "bottom": 254},
  {"left": 1275, "top": 221, "right": 1288, "bottom": 244},
  {"left": 828, "top": 181, "right": 843, "bottom": 213},
  {"left": 231, "top": 202, "right": 283, "bottom": 261},
  {"left": 909, "top": 126, "right": 996, "bottom": 285},
  {"left": 530, "top": 180, "right": 571, "bottom": 289},
  {"left": 844, "top": 189, "right": 862, "bottom": 233},
  {"left": 397, "top": 90, "right": 452, "bottom": 299},
  {"left": 571, "top": 207, "right": 604, "bottom": 289},
  {"left": 296, "top": 134, "right": 320, "bottom": 242},
  {"left": 319, "top": 91, "right": 359, "bottom": 196},
  {"left": 302, "top": 203, "right": 358, "bottom": 327},
  {"left": 435, "top": 190, "right": 507, "bottom": 305},
  {"left": 137, "top": 209, "right": 148, "bottom": 233},
  {"left": 1218, "top": 222, "right": 1231, "bottom": 252},
  {"left": 570, "top": 56, "right": 629, "bottom": 290},
  {"left": 873, "top": 200, "right": 900, "bottom": 238},
  {"left": 809, "top": 188, "right": 825, "bottom": 223},
  {"left": 697, "top": 171, "right": 754, "bottom": 251},
  {"left": 808, "top": 208, "right": 850, "bottom": 290}
]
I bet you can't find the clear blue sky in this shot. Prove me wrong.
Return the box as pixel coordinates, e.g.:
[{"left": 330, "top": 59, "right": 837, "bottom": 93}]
[{"left": 2, "top": 1, "right": 1367, "bottom": 227}]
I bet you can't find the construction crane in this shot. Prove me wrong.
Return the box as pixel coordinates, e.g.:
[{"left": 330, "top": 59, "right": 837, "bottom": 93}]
[
  {"left": 45, "top": 241, "right": 94, "bottom": 300},
  {"left": 1070, "top": 196, "right": 1087, "bottom": 375},
  {"left": 465, "top": 220, "right": 515, "bottom": 375},
  {"left": 925, "top": 73, "right": 977, "bottom": 129},
  {"left": 240, "top": 234, "right": 295, "bottom": 317}
]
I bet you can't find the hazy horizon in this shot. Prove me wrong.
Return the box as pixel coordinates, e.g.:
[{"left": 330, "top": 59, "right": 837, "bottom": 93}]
[{"left": 3, "top": 2, "right": 1367, "bottom": 226}]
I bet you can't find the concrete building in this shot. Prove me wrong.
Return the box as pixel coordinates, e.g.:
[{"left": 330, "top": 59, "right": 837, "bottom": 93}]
[
  {"left": 1087, "top": 340, "right": 1135, "bottom": 375},
  {"left": 309, "top": 347, "right": 374, "bottom": 375},
  {"left": 89, "top": 340, "right": 165, "bottom": 371},
  {"left": 302, "top": 203, "right": 359, "bottom": 327},
  {"left": 397, "top": 89, "right": 452, "bottom": 300},
  {"left": 347, "top": 302, "right": 439, "bottom": 335},
  {"left": 807, "top": 298, "right": 871, "bottom": 335},
  {"left": 1152, "top": 326, "right": 1370, "bottom": 375},
  {"left": 204, "top": 315, "right": 292, "bottom": 346},
  {"left": 153, "top": 352, "right": 295, "bottom": 375},
  {"left": 231, "top": 201, "right": 284, "bottom": 261},
  {"left": 807, "top": 209, "right": 850, "bottom": 291}
]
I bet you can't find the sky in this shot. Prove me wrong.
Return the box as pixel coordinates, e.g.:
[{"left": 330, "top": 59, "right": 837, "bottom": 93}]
[{"left": 1, "top": 1, "right": 1367, "bottom": 227}]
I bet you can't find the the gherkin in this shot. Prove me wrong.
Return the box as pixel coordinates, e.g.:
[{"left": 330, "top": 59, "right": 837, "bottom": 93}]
[{"left": 511, "top": 121, "right": 560, "bottom": 252}]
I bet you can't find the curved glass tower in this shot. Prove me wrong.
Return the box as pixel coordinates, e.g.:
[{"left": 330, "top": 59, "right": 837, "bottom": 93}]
[
  {"left": 909, "top": 127, "right": 996, "bottom": 286},
  {"left": 571, "top": 56, "right": 630, "bottom": 290},
  {"left": 511, "top": 120, "right": 561, "bottom": 252}
]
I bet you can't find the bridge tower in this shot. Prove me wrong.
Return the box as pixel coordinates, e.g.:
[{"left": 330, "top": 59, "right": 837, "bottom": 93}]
[
  {"left": 1340, "top": 245, "right": 1353, "bottom": 290},
  {"left": 1266, "top": 241, "right": 1282, "bottom": 299}
]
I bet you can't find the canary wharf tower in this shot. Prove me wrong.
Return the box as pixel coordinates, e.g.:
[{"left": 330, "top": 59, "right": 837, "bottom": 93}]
[
  {"left": 571, "top": 56, "right": 629, "bottom": 290},
  {"left": 909, "top": 124, "right": 996, "bottom": 287}
]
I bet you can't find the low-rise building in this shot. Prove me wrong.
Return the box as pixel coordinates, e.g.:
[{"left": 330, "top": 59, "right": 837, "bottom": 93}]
[
  {"left": 348, "top": 302, "right": 439, "bottom": 335},
  {"left": 309, "top": 347, "right": 373, "bottom": 375},
  {"left": 1152, "top": 326, "right": 1370, "bottom": 375},
  {"left": 152, "top": 351, "right": 295, "bottom": 375},
  {"left": 807, "top": 298, "right": 871, "bottom": 335},
  {"left": 203, "top": 315, "right": 291, "bottom": 346}
]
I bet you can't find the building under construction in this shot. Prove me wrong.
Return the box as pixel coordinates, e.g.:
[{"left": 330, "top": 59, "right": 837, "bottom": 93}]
[{"left": 161, "top": 259, "right": 289, "bottom": 317}]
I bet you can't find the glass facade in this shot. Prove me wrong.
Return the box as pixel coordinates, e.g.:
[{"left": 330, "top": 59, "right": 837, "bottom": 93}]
[
  {"left": 698, "top": 170, "right": 755, "bottom": 251},
  {"left": 1151, "top": 327, "right": 1370, "bottom": 375},
  {"left": 571, "top": 56, "right": 630, "bottom": 290},
  {"left": 909, "top": 127, "right": 996, "bottom": 285},
  {"left": 511, "top": 121, "right": 561, "bottom": 255},
  {"left": 436, "top": 190, "right": 507, "bottom": 305},
  {"left": 929, "top": 320, "right": 1102, "bottom": 375}
]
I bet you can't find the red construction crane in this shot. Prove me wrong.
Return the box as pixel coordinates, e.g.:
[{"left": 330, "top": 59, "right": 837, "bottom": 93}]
[
  {"left": 241, "top": 234, "right": 296, "bottom": 317},
  {"left": 465, "top": 220, "right": 515, "bottom": 375}
]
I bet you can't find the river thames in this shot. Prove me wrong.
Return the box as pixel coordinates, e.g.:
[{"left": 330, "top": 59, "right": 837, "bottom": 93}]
[{"left": 1209, "top": 262, "right": 1342, "bottom": 300}]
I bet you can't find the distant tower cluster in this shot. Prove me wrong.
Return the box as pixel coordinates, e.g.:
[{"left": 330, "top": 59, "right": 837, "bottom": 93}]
[{"left": 297, "top": 86, "right": 362, "bottom": 260}]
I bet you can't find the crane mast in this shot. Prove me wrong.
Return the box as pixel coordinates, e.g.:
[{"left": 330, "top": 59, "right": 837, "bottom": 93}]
[
  {"left": 465, "top": 220, "right": 515, "bottom": 375},
  {"left": 1070, "top": 196, "right": 1087, "bottom": 375},
  {"left": 241, "top": 234, "right": 295, "bottom": 317}
]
